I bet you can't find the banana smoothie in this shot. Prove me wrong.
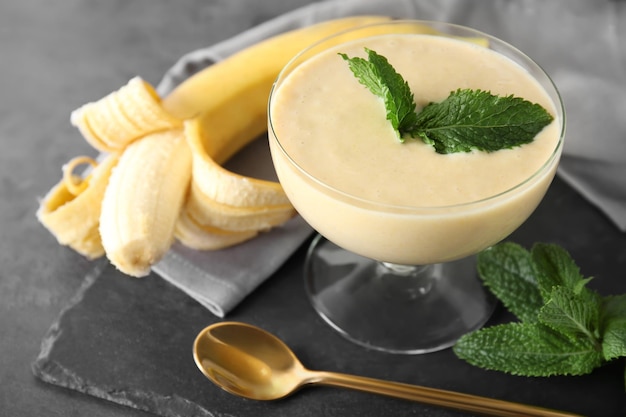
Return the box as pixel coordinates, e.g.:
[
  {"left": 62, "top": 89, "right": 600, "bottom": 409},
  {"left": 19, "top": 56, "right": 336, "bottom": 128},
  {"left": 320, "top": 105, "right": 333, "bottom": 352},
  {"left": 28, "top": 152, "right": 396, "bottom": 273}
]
[{"left": 269, "top": 32, "right": 563, "bottom": 265}]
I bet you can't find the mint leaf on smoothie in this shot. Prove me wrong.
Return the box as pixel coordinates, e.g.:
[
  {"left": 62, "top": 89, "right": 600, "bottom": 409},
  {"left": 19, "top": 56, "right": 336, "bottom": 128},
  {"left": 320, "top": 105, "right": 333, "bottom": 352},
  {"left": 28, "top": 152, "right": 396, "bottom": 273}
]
[
  {"left": 339, "top": 49, "right": 417, "bottom": 139},
  {"left": 454, "top": 242, "right": 626, "bottom": 381},
  {"left": 340, "top": 49, "right": 554, "bottom": 154},
  {"left": 409, "top": 89, "right": 554, "bottom": 154}
]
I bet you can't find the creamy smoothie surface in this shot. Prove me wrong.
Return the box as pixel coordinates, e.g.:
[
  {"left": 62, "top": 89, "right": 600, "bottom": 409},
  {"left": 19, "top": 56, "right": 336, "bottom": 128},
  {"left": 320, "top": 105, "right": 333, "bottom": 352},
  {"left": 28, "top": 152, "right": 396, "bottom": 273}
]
[{"left": 270, "top": 34, "right": 561, "bottom": 208}]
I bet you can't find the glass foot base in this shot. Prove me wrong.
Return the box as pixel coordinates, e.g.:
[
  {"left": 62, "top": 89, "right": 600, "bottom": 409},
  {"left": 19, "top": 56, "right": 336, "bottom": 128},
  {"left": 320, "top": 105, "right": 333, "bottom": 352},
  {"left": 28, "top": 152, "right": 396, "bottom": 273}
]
[{"left": 304, "top": 235, "right": 497, "bottom": 354}]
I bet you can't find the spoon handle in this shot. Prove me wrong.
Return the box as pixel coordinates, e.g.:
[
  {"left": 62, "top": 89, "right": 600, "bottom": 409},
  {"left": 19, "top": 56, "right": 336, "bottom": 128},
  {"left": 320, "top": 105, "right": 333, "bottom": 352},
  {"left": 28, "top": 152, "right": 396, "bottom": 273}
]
[{"left": 312, "top": 371, "right": 583, "bottom": 417}]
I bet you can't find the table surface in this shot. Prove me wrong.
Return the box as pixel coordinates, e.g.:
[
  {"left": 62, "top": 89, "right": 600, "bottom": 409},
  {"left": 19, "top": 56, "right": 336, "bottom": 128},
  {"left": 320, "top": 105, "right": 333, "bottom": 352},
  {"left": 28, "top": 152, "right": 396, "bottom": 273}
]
[{"left": 2, "top": 1, "right": 625, "bottom": 416}]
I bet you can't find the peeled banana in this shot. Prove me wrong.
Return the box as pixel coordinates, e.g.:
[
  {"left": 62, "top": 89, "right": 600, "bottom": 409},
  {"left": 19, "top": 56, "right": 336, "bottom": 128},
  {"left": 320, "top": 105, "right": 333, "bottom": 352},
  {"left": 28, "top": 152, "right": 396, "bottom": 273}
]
[
  {"left": 99, "top": 129, "right": 191, "bottom": 277},
  {"left": 38, "top": 15, "right": 395, "bottom": 275}
]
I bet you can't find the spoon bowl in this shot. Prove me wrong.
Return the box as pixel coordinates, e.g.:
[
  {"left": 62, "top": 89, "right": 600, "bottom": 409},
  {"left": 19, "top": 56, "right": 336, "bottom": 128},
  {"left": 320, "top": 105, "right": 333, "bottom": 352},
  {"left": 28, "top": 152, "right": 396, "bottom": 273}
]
[
  {"left": 193, "top": 321, "right": 307, "bottom": 400},
  {"left": 193, "top": 322, "right": 583, "bottom": 417}
]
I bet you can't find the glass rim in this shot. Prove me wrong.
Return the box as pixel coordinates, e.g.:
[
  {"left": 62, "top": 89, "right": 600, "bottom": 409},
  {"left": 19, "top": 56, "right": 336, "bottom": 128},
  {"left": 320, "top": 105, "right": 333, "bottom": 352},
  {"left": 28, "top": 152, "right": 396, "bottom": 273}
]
[{"left": 268, "top": 19, "right": 566, "bottom": 213}]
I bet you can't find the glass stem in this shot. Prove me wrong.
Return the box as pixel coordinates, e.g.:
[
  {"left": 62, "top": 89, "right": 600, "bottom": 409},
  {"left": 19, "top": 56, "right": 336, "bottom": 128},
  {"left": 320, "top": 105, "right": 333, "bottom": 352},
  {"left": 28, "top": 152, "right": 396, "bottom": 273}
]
[{"left": 377, "top": 262, "right": 438, "bottom": 300}]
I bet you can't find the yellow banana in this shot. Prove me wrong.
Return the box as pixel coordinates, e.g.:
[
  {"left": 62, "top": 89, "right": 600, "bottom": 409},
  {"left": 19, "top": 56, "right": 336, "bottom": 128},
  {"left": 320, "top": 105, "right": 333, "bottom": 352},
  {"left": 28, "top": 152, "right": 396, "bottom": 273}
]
[
  {"left": 37, "top": 153, "right": 119, "bottom": 259},
  {"left": 71, "top": 77, "right": 182, "bottom": 152},
  {"left": 99, "top": 129, "right": 191, "bottom": 277},
  {"left": 40, "top": 16, "right": 404, "bottom": 273}
]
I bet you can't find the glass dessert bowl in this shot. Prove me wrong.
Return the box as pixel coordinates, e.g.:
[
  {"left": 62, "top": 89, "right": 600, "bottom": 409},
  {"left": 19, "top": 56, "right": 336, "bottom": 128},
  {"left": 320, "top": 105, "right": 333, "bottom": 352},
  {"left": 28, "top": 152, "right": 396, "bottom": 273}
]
[{"left": 268, "top": 20, "right": 565, "bottom": 354}]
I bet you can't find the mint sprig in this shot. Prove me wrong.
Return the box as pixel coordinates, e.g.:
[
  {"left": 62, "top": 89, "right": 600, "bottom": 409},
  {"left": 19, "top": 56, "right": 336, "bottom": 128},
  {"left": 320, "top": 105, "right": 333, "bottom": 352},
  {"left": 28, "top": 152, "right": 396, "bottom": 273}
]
[
  {"left": 453, "top": 242, "right": 626, "bottom": 380},
  {"left": 410, "top": 89, "right": 554, "bottom": 153},
  {"left": 340, "top": 49, "right": 554, "bottom": 154}
]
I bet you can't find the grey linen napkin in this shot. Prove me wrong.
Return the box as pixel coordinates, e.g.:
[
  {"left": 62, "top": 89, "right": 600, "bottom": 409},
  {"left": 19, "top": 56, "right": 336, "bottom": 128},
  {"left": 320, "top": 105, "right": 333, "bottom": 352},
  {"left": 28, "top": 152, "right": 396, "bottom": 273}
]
[{"left": 153, "top": 0, "right": 626, "bottom": 317}]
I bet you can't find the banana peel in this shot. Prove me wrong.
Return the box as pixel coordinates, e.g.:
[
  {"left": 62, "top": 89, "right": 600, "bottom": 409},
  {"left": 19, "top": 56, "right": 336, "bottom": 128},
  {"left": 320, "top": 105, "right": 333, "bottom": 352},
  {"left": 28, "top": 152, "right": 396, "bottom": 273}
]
[{"left": 37, "top": 153, "right": 119, "bottom": 259}]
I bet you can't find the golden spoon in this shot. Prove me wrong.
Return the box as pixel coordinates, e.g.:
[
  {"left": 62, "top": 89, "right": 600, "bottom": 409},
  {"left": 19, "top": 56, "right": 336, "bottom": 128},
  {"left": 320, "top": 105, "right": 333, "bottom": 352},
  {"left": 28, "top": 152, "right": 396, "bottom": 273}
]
[{"left": 193, "top": 321, "right": 583, "bottom": 417}]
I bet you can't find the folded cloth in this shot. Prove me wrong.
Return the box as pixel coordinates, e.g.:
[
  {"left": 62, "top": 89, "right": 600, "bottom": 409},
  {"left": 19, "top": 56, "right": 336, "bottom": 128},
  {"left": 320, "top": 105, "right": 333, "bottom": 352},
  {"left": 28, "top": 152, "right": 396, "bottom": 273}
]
[
  {"left": 154, "top": 0, "right": 626, "bottom": 317},
  {"left": 154, "top": 216, "right": 311, "bottom": 317}
]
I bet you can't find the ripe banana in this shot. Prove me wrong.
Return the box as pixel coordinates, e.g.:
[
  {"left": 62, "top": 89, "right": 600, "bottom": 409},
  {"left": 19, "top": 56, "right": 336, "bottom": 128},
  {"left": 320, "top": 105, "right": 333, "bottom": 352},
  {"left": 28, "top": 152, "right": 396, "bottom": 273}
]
[
  {"left": 71, "top": 77, "right": 182, "bottom": 152},
  {"left": 99, "top": 129, "right": 191, "bottom": 277},
  {"left": 39, "top": 15, "right": 401, "bottom": 275},
  {"left": 37, "top": 153, "right": 119, "bottom": 259}
]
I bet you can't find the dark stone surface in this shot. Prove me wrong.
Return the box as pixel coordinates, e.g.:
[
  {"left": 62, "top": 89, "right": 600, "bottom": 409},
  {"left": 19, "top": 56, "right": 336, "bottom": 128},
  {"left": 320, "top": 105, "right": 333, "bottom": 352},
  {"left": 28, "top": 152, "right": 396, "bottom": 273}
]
[{"left": 31, "top": 177, "right": 626, "bottom": 417}]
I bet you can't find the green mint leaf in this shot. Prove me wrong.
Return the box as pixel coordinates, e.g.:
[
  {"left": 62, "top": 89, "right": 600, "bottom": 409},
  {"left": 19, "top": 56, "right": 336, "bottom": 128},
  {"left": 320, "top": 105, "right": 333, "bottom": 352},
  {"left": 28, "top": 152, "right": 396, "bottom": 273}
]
[
  {"left": 601, "top": 294, "right": 626, "bottom": 360},
  {"left": 409, "top": 89, "right": 554, "bottom": 154},
  {"left": 340, "top": 49, "right": 554, "bottom": 153},
  {"left": 531, "top": 243, "right": 590, "bottom": 300},
  {"left": 459, "top": 241, "right": 626, "bottom": 379},
  {"left": 453, "top": 322, "right": 604, "bottom": 376},
  {"left": 477, "top": 242, "right": 543, "bottom": 322},
  {"left": 339, "top": 49, "right": 417, "bottom": 139},
  {"left": 539, "top": 286, "right": 602, "bottom": 344}
]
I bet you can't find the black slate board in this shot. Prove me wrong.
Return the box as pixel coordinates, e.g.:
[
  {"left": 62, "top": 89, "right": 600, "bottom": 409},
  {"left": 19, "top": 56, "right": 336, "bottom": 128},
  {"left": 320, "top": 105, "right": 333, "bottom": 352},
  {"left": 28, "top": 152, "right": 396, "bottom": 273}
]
[{"left": 32, "top": 177, "right": 626, "bottom": 417}]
